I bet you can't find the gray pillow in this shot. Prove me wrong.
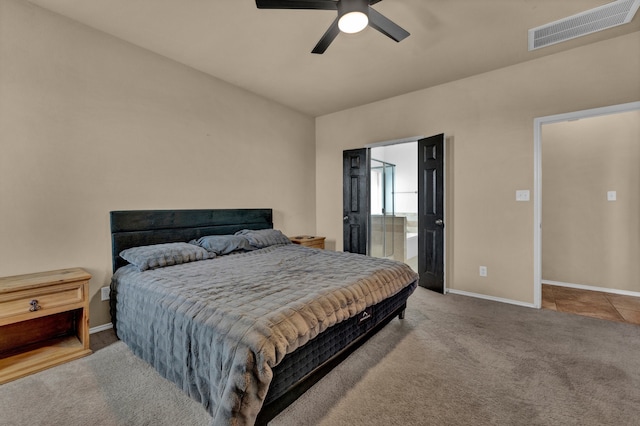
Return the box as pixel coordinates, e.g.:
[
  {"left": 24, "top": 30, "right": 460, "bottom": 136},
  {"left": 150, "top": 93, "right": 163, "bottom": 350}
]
[
  {"left": 234, "top": 229, "right": 292, "bottom": 248},
  {"left": 120, "top": 242, "right": 213, "bottom": 271},
  {"left": 190, "top": 235, "right": 255, "bottom": 255}
]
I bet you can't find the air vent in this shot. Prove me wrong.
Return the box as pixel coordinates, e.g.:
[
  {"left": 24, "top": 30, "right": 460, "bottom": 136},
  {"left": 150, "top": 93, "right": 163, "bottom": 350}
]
[{"left": 528, "top": 0, "right": 640, "bottom": 50}]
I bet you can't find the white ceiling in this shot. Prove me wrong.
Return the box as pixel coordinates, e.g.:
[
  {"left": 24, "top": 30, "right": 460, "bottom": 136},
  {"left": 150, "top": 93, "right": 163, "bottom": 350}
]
[{"left": 27, "top": 0, "right": 640, "bottom": 117}]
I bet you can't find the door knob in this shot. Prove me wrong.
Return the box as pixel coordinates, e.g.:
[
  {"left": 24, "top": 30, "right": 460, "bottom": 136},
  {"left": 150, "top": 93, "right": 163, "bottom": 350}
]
[
  {"left": 435, "top": 219, "right": 444, "bottom": 226},
  {"left": 343, "top": 216, "right": 349, "bottom": 222}
]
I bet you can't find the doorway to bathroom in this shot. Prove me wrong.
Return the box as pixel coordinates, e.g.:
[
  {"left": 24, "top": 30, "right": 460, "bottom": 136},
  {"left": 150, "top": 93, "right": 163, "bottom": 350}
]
[
  {"left": 370, "top": 142, "right": 419, "bottom": 272},
  {"left": 343, "top": 134, "right": 446, "bottom": 293}
]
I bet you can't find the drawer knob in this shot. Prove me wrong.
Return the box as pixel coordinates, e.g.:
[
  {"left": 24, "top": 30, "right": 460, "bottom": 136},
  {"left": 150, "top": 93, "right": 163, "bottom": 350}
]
[{"left": 29, "top": 299, "right": 41, "bottom": 312}]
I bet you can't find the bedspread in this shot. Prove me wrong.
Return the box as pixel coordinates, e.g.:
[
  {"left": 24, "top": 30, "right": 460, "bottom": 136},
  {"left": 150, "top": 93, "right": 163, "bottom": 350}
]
[{"left": 111, "top": 244, "right": 418, "bottom": 425}]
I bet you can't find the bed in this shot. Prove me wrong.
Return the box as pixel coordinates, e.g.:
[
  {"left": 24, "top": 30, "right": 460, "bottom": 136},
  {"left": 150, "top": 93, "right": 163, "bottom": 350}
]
[{"left": 109, "top": 209, "right": 418, "bottom": 425}]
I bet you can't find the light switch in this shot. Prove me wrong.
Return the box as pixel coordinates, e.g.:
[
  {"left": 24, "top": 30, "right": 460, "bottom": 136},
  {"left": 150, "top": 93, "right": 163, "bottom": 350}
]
[
  {"left": 607, "top": 191, "right": 617, "bottom": 201},
  {"left": 516, "top": 190, "right": 530, "bottom": 202}
]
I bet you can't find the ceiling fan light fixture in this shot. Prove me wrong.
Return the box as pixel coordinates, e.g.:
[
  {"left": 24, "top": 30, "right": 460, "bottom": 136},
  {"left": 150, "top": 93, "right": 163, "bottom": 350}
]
[
  {"left": 339, "top": 12, "right": 368, "bottom": 33},
  {"left": 256, "top": 0, "right": 409, "bottom": 54},
  {"left": 337, "top": 0, "right": 369, "bottom": 34}
]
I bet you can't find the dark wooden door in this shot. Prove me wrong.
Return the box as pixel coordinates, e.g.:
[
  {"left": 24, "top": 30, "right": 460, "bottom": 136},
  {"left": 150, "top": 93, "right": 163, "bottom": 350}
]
[
  {"left": 418, "top": 134, "right": 445, "bottom": 292},
  {"left": 343, "top": 148, "right": 369, "bottom": 254}
]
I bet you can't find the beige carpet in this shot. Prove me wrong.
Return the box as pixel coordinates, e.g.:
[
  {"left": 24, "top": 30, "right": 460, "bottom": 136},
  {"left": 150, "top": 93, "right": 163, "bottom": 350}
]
[{"left": 1, "top": 287, "right": 639, "bottom": 425}]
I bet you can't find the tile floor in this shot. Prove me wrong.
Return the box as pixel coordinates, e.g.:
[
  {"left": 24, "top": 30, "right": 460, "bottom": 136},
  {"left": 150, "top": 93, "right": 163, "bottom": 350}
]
[{"left": 542, "top": 284, "right": 640, "bottom": 325}]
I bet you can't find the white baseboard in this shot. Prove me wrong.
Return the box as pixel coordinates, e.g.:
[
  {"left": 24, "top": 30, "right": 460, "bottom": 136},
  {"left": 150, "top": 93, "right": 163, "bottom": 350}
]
[
  {"left": 90, "top": 323, "right": 113, "bottom": 334},
  {"left": 447, "top": 289, "right": 536, "bottom": 308},
  {"left": 542, "top": 280, "right": 640, "bottom": 298}
]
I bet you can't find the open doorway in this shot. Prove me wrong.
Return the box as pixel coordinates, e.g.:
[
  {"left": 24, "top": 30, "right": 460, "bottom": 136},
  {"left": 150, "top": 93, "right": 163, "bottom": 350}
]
[
  {"left": 534, "top": 101, "right": 640, "bottom": 313},
  {"left": 370, "top": 142, "right": 418, "bottom": 272},
  {"left": 344, "top": 134, "right": 446, "bottom": 293}
]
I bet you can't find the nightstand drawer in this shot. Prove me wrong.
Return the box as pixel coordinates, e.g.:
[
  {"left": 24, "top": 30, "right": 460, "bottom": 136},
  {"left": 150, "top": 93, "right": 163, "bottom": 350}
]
[
  {"left": 290, "top": 235, "right": 326, "bottom": 249},
  {"left": 304, "top": 241, "right": 325, "bottom": 249},
  {"left": 0, "top": 283, "right": 84, "bottom": 321}
]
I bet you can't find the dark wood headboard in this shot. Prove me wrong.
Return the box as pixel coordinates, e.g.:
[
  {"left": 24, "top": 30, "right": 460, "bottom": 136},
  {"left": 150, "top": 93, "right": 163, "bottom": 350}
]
[{"left": 110, "top": 209, "right": 273, "bottom": 272}]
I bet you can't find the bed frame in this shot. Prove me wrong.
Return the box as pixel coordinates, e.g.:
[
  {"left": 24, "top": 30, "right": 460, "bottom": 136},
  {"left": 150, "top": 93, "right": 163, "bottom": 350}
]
[{"left": 110, "top": 208, "right": 412, "bottom": 425}]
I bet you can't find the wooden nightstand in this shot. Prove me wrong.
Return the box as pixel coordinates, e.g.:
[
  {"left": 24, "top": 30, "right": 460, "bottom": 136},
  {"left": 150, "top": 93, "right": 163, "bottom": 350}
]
[
  {"left": 0, "top": 268, "right": 92, "bottom": 384},
  {"left": 290, "top": 235, "right": 326, "bottom": 249}
]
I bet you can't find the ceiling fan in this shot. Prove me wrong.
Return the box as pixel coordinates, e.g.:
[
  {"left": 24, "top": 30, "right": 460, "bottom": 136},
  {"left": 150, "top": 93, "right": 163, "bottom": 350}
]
[{"left": 255, "top": 0, "right": 410, "bottom": 54}]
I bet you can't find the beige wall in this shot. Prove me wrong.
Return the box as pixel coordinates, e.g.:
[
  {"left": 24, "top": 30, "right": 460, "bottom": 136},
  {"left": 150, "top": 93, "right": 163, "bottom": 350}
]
[
  {"left": 0, "top": 0, "right": 316, "bottom": 326},
  {"left": 2, "top": 0, "right": 638, "bottom": 326},
  {"left": 316, "top": 32, "right": 640, "bottom": 305},
  {"left": 542, "top": 110, "right": 640, "bottom": 292}
]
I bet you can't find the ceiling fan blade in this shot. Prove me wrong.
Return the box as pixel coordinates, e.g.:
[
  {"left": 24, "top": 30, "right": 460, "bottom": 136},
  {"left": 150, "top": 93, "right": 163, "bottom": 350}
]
[
  {"left": 369, "top": 0, "right": 384, "bottom": 5},
  {"left": 368, "top": 7, "right": 410, "bottom": 42},
  {"left": 255, "top": 0, "right": 337, "bottom": 10},
  {"left": 312, "top": 18, "right": 340, "bottom": 54}
]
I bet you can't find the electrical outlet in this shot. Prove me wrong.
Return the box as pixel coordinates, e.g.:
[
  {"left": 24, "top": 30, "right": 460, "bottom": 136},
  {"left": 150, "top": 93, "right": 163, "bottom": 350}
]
[
  {"left": 101, "top": 287, "right": 110, "bottom": 301},
  {"left": 479, "top": 266, "right": 488, "bottom": 277}
]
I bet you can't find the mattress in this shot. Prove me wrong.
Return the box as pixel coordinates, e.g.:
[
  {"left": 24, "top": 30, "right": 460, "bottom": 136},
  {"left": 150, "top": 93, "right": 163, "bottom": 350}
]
[
  {"left": 111, "top": 244, "right": 418, "bottom": 425},
  {"left": 264, "top": 281, "right": 416, "bottom": 405}
]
